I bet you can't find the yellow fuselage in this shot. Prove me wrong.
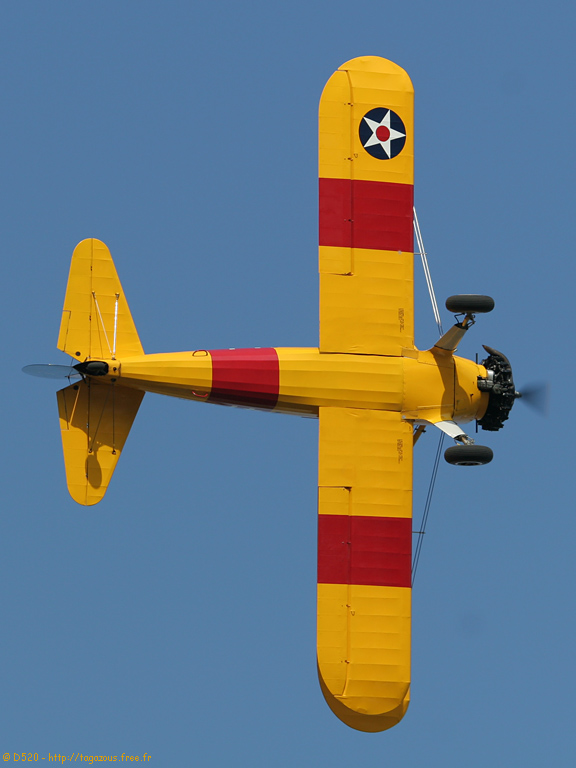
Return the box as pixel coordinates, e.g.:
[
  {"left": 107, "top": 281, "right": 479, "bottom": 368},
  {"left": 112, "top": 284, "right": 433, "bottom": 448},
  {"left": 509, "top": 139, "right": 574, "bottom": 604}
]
[{"left": 92, "top": 347, "right": 489, "bottom": 427}]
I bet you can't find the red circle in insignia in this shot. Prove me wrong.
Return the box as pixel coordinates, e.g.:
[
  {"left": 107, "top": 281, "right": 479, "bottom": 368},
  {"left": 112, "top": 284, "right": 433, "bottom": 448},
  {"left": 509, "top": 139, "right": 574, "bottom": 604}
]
[{"left": 376, "top": 125, "right": 390, "bottom": 142}]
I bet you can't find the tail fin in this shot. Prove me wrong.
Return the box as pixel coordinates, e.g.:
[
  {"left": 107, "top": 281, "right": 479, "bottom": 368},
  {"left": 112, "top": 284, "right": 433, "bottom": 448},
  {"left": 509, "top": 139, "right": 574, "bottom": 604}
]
[
  {"left": 57, "top": 238, "right": 143, "bottom": 361},
  {"left": 57, "top": 239, "right": 144, "bottom": 505}
]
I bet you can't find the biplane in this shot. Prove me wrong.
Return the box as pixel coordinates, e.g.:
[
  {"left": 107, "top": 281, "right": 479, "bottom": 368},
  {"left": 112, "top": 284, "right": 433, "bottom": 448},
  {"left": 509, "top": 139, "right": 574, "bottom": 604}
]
[{"left": 24, "top": 57, "right": 520, "bottom": 732}]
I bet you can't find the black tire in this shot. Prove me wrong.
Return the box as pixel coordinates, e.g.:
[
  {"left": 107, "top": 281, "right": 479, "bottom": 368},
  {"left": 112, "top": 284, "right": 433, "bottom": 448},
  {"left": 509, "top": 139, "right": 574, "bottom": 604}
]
[
  {"left": 444, "top": 444, "right": 493, "bottom": 466},
  {"left": 445, "top": 294, "right": 495, "bottom": 314}
]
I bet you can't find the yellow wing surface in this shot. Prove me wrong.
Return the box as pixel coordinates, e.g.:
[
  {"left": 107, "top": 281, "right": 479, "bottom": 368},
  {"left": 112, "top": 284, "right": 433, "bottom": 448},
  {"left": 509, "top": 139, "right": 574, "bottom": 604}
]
[
  {"left": 319, "top": 56, "right": 414, "bottom": 355},
  {"left": 317, "top": 57, "right": 415, "bottom": 731},
  {"left": 57, "top": 239, "right": 145, "bottom": 505},
  {"left": 317, "top": 407, "right": 413, "bottom": 732}
]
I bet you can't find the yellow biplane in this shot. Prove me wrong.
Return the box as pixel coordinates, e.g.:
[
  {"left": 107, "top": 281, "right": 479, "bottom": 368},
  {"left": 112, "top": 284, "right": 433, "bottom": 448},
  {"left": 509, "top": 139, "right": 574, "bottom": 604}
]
[{"left": 24, "top": 57, "right": 521, "bottom": 732}]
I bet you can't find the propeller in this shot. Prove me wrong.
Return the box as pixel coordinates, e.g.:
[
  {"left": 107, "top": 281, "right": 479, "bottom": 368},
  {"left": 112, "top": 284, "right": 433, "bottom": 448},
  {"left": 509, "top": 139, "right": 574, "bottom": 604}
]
[
  {"left": 22, "top": 364, "right": 81, "bottom": 380},
  {"left": 516, "top": 382, "right": 550, "bottom": 416}
]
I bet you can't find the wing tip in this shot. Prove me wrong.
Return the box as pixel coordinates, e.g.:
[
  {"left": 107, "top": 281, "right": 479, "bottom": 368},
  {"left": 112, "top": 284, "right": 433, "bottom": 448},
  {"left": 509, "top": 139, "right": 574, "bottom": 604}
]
[
  {"left": 318, "top": 664, "right": 409, "bottom": 732},
  {"left": 337, "top": 55, "right": 413, "bottom": 83}
]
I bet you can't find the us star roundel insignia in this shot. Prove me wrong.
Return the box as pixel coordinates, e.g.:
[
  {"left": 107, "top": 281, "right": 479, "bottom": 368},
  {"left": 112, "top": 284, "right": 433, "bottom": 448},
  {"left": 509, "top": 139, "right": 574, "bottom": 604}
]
[{"left": 359, "top": 107, "right": 406, "bottom": 160}]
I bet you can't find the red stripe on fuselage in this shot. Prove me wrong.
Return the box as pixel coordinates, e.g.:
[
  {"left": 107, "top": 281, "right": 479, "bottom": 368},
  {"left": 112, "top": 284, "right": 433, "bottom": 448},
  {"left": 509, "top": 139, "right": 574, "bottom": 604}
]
[
  {"left": 319, "top": 178, "right": 413, "bottom": 253},
  {"left": 208, "top": 348, "right": 279, "bottom": 409},
  {"left": 318, "top": 514, "right": 412, "bottom": 588}
]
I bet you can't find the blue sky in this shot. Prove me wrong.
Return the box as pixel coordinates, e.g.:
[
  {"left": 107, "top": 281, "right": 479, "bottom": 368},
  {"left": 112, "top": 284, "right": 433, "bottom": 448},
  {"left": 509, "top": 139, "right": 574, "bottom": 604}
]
[{"left": 2, "top": 1, "right": 574, "bottom": 764}]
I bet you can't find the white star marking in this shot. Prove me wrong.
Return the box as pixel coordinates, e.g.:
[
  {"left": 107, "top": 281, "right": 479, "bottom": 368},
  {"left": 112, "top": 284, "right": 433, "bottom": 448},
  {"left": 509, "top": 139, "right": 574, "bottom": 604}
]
[{"left": 362, "top": 110, "right": 405, "bottom": 158}]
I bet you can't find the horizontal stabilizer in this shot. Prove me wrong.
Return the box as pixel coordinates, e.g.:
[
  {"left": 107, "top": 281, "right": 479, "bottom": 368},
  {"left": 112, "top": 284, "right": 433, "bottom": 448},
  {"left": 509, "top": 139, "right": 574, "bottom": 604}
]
[
  {"left": 57, "top": 238, "right": 143, "bottom": 362},
  {"left": 57, "top": 380, "right": 144, "bottom": 505}
]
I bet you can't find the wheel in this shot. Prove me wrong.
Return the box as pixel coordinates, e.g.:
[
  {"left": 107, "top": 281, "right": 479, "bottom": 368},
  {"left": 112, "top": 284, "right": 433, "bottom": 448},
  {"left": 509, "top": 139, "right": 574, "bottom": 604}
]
[
  {"left": 444, "top": 444, "right": 493, "bottom": 466},
  {"left": 445, "top": 294, "right": 495, "bottom": 314}
]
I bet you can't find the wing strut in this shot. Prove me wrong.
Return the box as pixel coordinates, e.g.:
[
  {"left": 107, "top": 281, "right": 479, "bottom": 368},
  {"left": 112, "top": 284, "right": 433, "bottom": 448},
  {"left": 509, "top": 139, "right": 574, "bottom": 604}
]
[
  {"left": 413, "top": 207, "right": 443, "bottom": 335},
  {"left": 412, "top": 432, "right": 444, "bottom": 583}
]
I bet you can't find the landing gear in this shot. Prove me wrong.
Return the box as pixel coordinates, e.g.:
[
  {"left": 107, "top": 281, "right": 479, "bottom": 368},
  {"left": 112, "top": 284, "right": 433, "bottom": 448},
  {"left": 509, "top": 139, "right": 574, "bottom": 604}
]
[
  {"left": 444, "top": 444, "right": 493, "bottom": 466},
  {"left": 435, "top": 294, "right": 495, "bottom": 353},
  {"left": 445, "top": 295, "right": 495, "bottom": 314}
]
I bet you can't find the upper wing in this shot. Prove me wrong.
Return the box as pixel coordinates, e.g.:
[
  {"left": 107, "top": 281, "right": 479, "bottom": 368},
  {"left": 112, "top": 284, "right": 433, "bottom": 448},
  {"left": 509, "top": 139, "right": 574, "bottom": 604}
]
[
  {"left": 317, "top": 406, "right": 413, "bottom": 732},
  {"left": 57, "top": 238, "right": 143, "bottom": 361},
  {"left": 319, "top": 56, "right": 414, "bottom": 356}
]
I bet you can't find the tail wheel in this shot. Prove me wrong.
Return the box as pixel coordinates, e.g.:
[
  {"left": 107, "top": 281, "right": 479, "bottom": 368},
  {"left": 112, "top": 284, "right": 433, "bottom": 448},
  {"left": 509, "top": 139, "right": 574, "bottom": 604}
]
[
  {"left": 445, "top": 295, "right": 495, "bottom": 314},
  {"left": 444, "top": 444, "right": 493, "bottom": 466}
]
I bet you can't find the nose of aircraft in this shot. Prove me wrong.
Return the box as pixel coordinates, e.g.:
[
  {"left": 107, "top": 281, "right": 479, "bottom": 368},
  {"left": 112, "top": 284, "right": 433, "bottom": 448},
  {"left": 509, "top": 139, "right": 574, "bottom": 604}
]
[{"left": 476, "top": 345, "right": 519, "bottom": 431}]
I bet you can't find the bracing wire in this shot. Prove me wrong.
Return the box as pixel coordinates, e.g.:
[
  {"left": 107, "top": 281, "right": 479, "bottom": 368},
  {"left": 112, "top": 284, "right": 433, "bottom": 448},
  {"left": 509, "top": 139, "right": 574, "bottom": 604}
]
[
  {"left": 413, "top": 207, "right": 443, "bottom": 336},
  {"left": 412, "top": 434, "right": 444, "bottom": 584},
  {"left": 411, "top": 210, "right": 445, "bottom": 584},
  {"left": 92, "top": 292, "right": 113, "bottom": 356}
]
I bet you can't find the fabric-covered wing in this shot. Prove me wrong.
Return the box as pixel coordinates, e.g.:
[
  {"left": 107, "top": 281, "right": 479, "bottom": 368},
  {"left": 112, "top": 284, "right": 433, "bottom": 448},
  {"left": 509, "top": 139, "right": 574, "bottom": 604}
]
[
  {"left": 317, "top": 407, "right": 413, "bottom": 732},
  {"left": 319, "top": 56, "right": 414, "bottom": 356}
]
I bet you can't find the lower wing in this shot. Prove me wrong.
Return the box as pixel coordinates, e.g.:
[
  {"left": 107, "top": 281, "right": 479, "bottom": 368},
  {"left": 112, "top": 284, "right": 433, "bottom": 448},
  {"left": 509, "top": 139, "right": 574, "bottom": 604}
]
[{"left": 317, "top": 407, "right": 413, "bottom": 731}]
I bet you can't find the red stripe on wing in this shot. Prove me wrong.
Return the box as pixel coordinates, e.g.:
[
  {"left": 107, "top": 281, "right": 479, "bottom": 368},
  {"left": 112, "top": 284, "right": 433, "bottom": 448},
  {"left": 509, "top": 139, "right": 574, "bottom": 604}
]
[
  {"left": 318, "top": 513, "right": 412, "bottom": 588},
  {"left": 319, "top": 178, "right": 414, "bottom": 253}
]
